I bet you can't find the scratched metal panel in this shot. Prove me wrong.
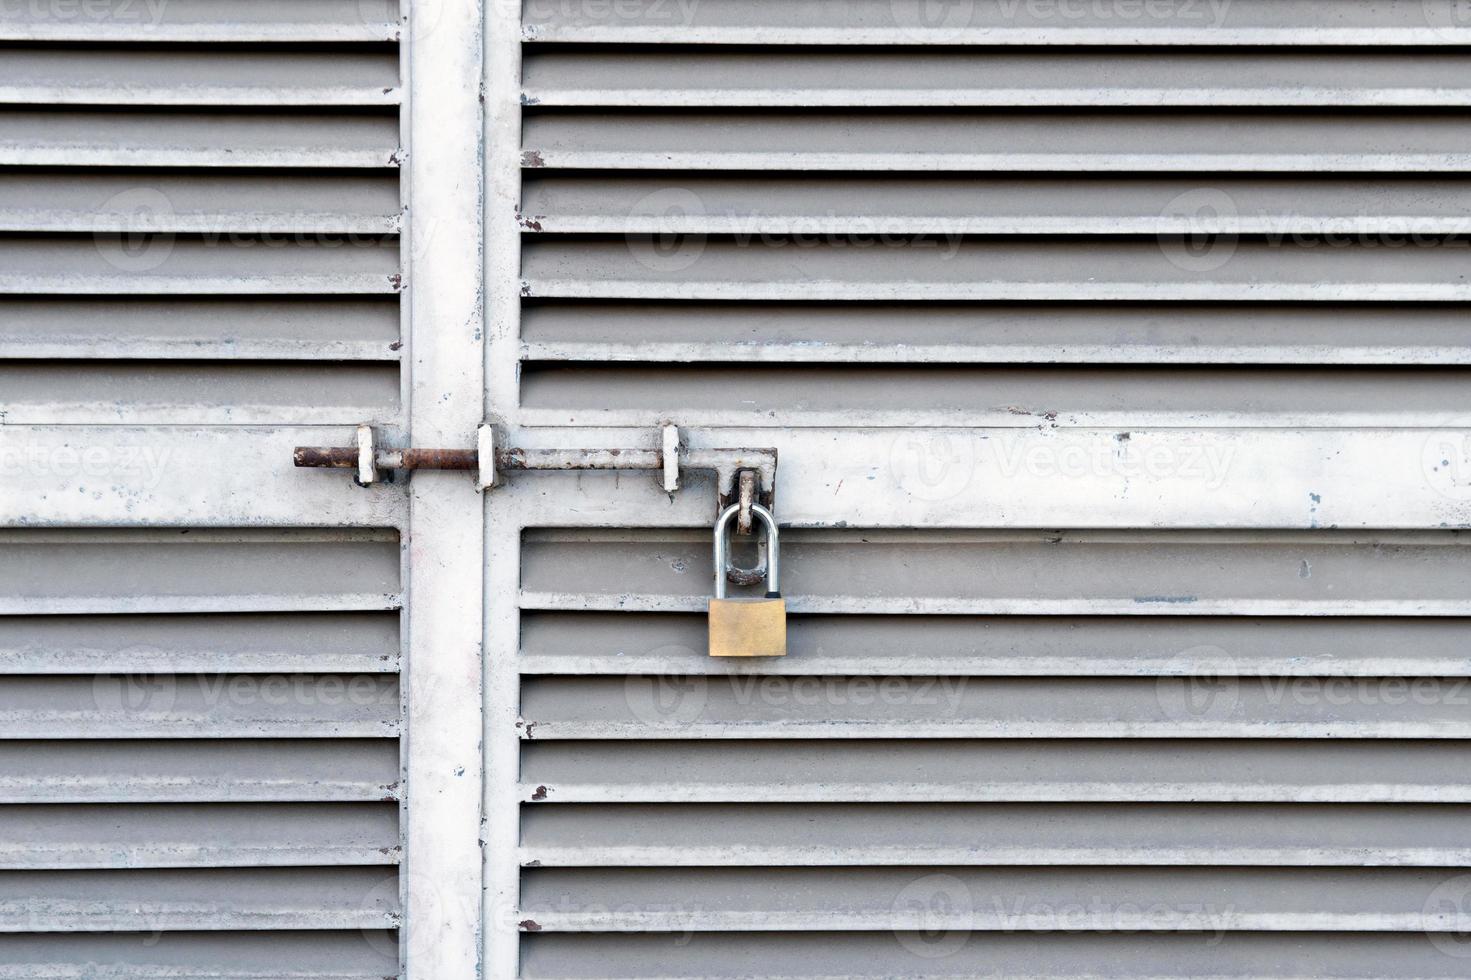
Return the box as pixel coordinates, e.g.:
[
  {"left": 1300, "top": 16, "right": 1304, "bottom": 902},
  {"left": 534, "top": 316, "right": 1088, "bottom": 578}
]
[
  {"left": 0, "top": 40, "right": 403, "bottom": 425},
  {"left": 0, "top": 531, "right": 403, "bottom": 968}
]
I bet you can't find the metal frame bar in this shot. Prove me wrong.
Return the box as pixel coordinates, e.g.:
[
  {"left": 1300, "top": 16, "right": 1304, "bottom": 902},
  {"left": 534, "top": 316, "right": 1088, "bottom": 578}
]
[
  {"left": 402, "top": 0, "right": 485, "bottom": 976},
  {"left": 484, "top": 0, "right": 524, "bottom": 972}
]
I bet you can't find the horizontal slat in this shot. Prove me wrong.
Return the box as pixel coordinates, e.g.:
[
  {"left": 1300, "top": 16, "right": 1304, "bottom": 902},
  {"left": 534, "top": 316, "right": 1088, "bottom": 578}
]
[
  {"left": 0, "top": 361, "right": 402, "bottom": 428},
  {"left": 519, "top": 301, "right": 1471, "bottom": 366},
  {"left": 521, "top": 530, "right": 1471, "bottom": 617},
  {"left": 0, "top": 49, "right": 399, "bottom": 106},
  {"left": 522, "top": 931, "right": 1471, "bottom": 979},
  {"left": 523, "top": 237, "right": 1471, "bottom": 303},
  {"left": 0, "top": 0, "right": 399, "bottom": 42},
  {"left": 522, "top": 174, "right": 1471, "bottom": 235},
  {"left": 0, "top": 110, "right": 398, "bottom": 168},
  {"left": 520, "top": 613, "right": 1471, "bottom": 676},
  {"left": 0, "top": 675, "right": 399, "bottom": 739},
  {"left": 0, "top": 740, "right": 399, "bottom": 803},
  {"left": 520, "top": 802, "right": 1471, "bottom": 867},
  {"left": 4, "top": 426, "right": 409, "bottom": 530},
  {"left": 522, "top": 0, "right": 1471, "bottom": 45},
  {"left": 498, "top": 427, "right": 1471, "bottom": 531},
  {"left": 522, "top": 675, "right": 1471, "bottom": 739},
  {"left": 0, "top": 530, "right": 400, "bottom": 615},
  {"left": 521, "top": 866, "right": 1471, "bottom": 932},
  {"left": 0, "top": 236, "right": 398, "bottom": 296},
  {"left": 0, "top": 297, "right": 400, "bottom": 361},
  {"left": 0, "top": 931, "right": 397, "bottom": 979},
  {"left": 518, "top": 363, "right": 1471, "bottom": 429},
  {"left": 0, "top": 613, "right": 399, "bottom": 675},
  {"left": 522, "top": 110, "right": 1471, "bottom": 172},
  {"left": 524, "top": 50, "right": 1471, "bottom": 107},
  {"left": 0, "top": 173, "right": 400, "bottom": 234},
  {"left": 0, "top": 804, "right": 397, "bottom": 869},
  {"left": 521, "top": 739, "right": 1471, "bottom": 802},
  {"left": 0, "top": 867, "right": 397, "bottom": 932}
]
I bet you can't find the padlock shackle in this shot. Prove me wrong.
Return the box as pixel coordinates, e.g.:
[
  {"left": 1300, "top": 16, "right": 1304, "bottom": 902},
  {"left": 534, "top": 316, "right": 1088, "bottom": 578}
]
[{"left": 713, "top": 502, "right": 779, "bottom": 599}]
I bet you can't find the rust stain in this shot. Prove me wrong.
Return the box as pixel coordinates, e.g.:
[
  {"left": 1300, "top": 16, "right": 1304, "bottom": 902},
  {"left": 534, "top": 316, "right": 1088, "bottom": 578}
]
[
  {"left": 519, "top": 920, "right": 543, "bottom": 932},
  {"left": 398, "top": 448, "right": 478, "bottom": 470},
  {"left": 294, "top": 446, "right": 357, "bottom": 469},
  {"left": 530, "top": 785, "right": 549, "bottom": 801}
]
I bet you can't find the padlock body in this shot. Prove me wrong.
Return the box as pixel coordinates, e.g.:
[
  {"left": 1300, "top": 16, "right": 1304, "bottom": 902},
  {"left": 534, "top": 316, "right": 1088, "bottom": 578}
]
[{"left": 708, "top": 597, "right": 787, "bottom": 658}]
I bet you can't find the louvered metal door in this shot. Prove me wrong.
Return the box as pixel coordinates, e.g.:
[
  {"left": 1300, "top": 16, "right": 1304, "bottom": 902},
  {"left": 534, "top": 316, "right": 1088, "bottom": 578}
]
[
  {"left": 0, "top": 2, "right": 483, "bottom": 978},
  {"left": 486, "top": 1, "right": 1471, "bottom": 978}
]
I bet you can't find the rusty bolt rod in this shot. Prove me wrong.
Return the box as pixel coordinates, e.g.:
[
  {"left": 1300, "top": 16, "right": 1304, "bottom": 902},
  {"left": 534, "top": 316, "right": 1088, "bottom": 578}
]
[
  {"left": 295, "top": 443, "right": 777, "bottom": 496},
  {"left": 293, "top": 446, "right": 479, "bottom": 470}
]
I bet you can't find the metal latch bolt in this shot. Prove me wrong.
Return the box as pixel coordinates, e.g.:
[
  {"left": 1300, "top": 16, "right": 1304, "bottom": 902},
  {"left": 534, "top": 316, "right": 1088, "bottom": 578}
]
[{"left": 294, "top": 424, "right": 776, "bottom": 521}]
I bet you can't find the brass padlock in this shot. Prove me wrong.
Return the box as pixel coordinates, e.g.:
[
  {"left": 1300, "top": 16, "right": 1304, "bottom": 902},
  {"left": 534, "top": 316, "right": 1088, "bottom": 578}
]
[{"left": 708, "top": 502, "right": 786, "bottom": 658}]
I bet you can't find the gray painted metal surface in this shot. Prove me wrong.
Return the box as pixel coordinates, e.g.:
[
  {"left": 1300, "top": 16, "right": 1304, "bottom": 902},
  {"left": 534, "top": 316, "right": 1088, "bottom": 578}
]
[
  {"left": 492, "top": 1, "right": 1471, "bottom": 976},
  {"left": 3, "top": 0, "right": 1471, "bottom": 977}
]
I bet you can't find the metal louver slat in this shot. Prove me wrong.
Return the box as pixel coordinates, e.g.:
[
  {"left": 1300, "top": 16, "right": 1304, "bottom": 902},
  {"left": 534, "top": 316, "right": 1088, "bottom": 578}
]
[
  {"left": 519, "top": 932, "right": 1471, "bottom": 979},
  {"left": 0, "top": 932, "right": 399, "bottom": 979},
  {"left": 522, "top": 738, "right": 1471, "bottom": 804},
  {"left": 0, "top": 48, "right": 401, "bottom": 105},
  {"left": 520, "top": 0, "right": 1471, "bottom": 45},
  {"left": 520, "top": 802, "right": 1471, "bottom": 867},
  {"left": 522, "top": 50, "right": 1471, "bottom": 106},
  {"left": 522, "top": 109, "right": 1471, "bottom": 171},
  {"left": 0, "top": 740, "right": 399, "bottom": 804},
  {"left": 0, "top": 804, "right": 399, "bottom": 868},
  {"left": 0, "top": 174, "right": 401, "bottom": 233},
  {"left": 0, "top": 0, "right": 400, "bottom": 43}
]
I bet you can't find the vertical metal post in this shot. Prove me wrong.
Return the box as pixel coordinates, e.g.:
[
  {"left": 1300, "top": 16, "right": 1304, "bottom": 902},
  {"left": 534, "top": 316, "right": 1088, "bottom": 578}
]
[
  {"left": 484, "top": 0, "right": 525, "bottom": 975},
  {"left": 404, "top": 0, "right": 485, "bottom": 977}
]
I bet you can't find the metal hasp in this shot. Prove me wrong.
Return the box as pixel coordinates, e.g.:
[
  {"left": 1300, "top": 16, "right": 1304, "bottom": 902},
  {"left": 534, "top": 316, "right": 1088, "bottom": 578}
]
[{"left": 294, "top": 423, "right": 777, "bottom": 514}]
